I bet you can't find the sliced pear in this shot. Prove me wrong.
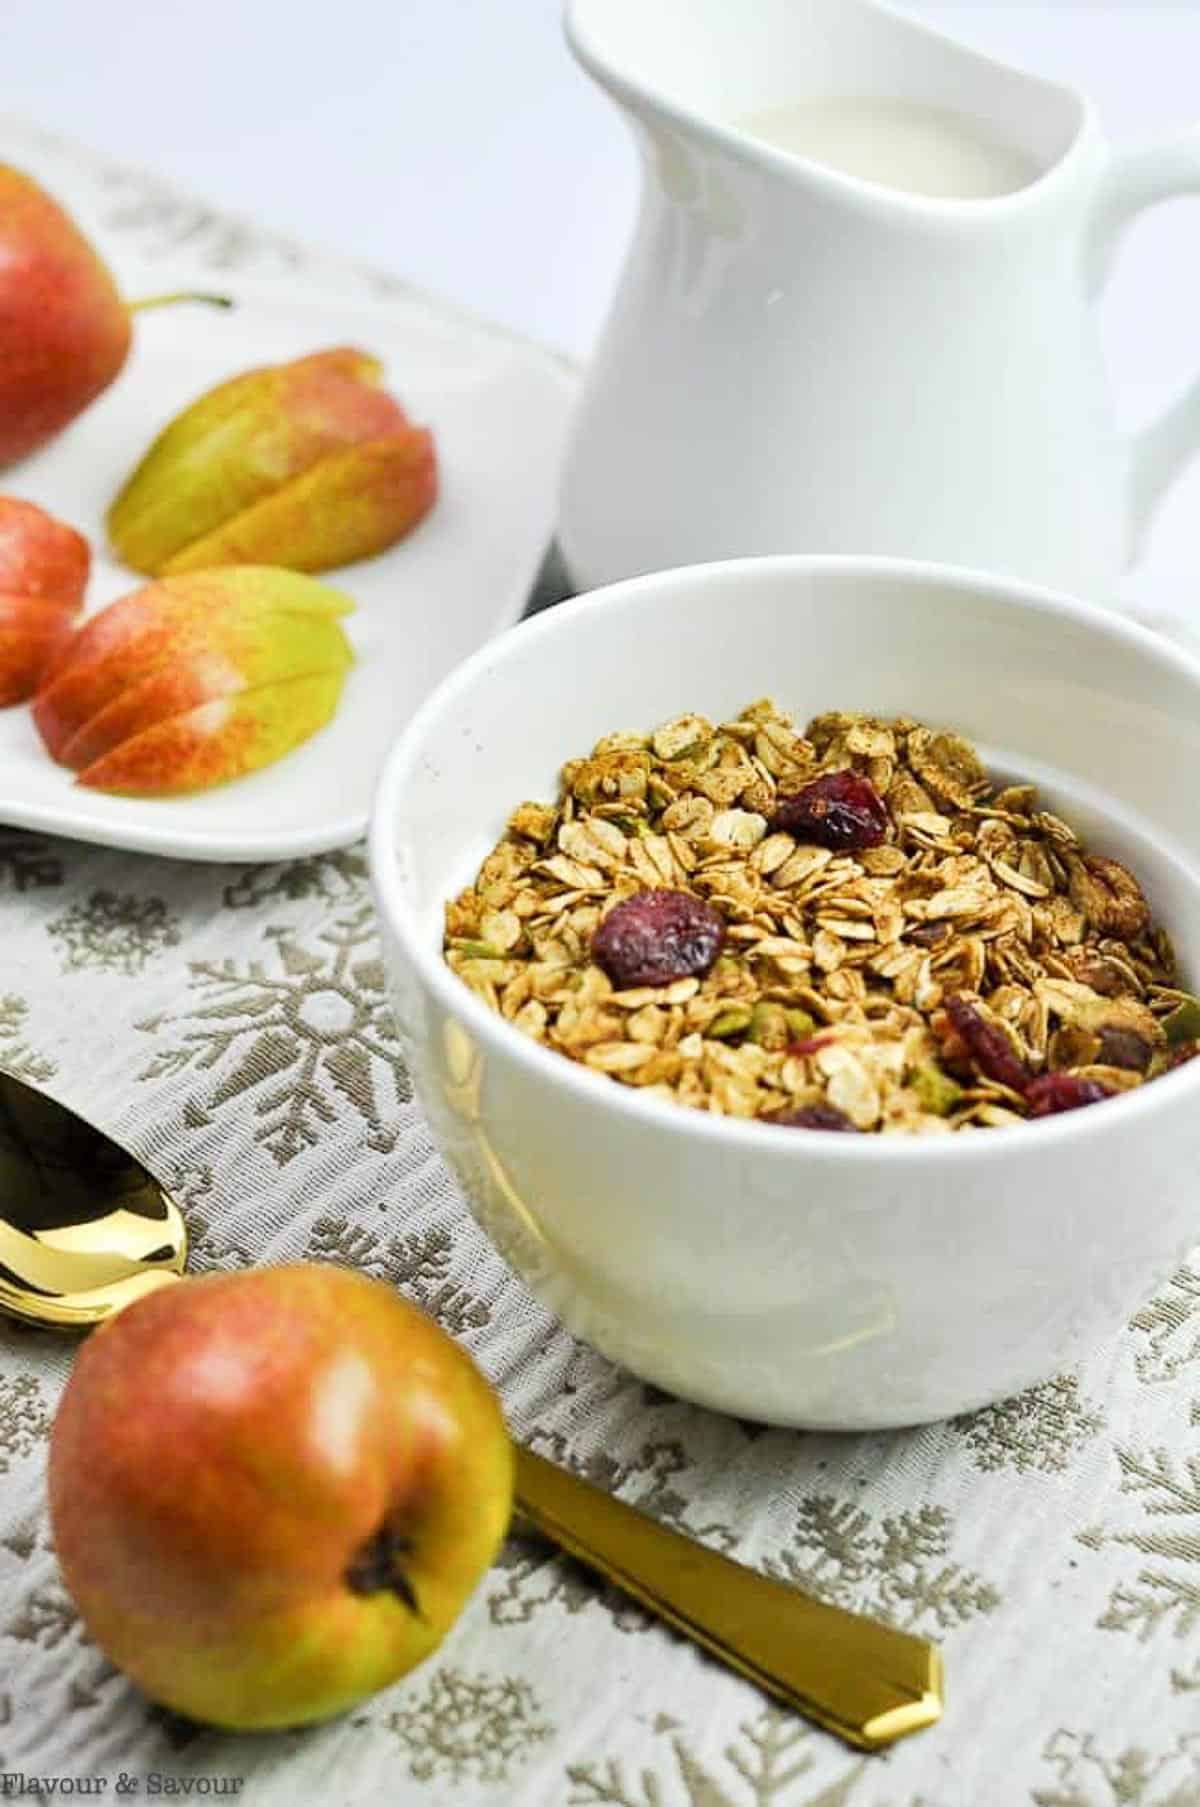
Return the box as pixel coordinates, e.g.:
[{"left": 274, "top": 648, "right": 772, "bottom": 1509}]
[
  {"left": 163, "top": 430, "right": 437, "bottom": 575},
  {"left": 34, "top": 568, "right": 353, "bottom": 761},
  {"left": 107, "top": 348, "right": 410, "bottom": 575},
  {"left": 0, "top": 593, "right": 76, "bottom": 707},
  {"left": 34, "top": 567, "right": 355, "bottom": 792},
  {"left": 60, "top": 612, "right": 351, "bottom": 772},
  {"left": 76, "top": 671, "right": 351, "bottom": 795},
  {"left": 0, "top": 496, "right": 90, "bottom": 606}
]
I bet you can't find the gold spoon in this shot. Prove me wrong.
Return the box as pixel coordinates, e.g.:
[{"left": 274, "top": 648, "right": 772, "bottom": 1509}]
[{"left": 0, "top": 1067, "right": 942, "bottom": 1751}]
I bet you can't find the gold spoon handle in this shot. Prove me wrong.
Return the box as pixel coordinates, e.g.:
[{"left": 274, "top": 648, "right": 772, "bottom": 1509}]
[{"left": 513, "top": 1446, "right": 942, "bottom": 1752}]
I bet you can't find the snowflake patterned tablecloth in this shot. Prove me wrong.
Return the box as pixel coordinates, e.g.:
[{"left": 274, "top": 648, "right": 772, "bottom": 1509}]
[{"left": 0, "top": 119, "right": 1199, "bottom": 1807}]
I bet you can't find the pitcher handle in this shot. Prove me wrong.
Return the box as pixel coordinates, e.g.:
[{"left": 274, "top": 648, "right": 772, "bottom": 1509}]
[{"left": 1087, "top": 131, "right": 1200, "bottom": 559}]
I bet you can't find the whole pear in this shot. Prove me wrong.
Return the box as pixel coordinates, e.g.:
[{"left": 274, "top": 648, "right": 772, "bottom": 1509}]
[
  {"left": 0, "top": 167, "right": 130, "bottom": 467},
  {"left": 0, "top": 166, "right": 228, "bottom": 469},
  {"left": 48, "top": 1264, "right": 514, "bottom": 1731}
]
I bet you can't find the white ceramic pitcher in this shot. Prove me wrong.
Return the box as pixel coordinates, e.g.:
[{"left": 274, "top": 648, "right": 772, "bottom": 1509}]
[{"left": 557, "top": 0, "right": 1200, "bottom": 599}]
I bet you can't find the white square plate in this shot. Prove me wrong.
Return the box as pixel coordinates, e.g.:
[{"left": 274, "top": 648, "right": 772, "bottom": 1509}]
[{"left": 0, "top": 263, "right": 576, "bottom": 859}]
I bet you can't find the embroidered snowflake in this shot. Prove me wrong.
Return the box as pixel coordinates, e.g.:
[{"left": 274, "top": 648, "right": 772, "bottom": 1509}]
[
  {"left": 136, "top": 903, "right": 410, "bottom": 1165},
  {"left": 568, "top": 1707, "right": 868, "bottom": 1807},
  {"left": 0, "top": 1375, "right": 51, "bottom": 1475},
  {"left": 66, "top": 1671, "right": 114, "bottom": 1715},
  {"left": 951, "top": 1372, "right": 1105, "bottom": 1474},
  {"left": 305, "top": 1217, "right": 491, "bottom": 1334},
  {"left": 152, "top": 1164, "right": 260, "bottom": 1275},
  {"left": 0, "top": 995, "right": 55, "bottom": 1085},
  {"left": 0, "top": 830, "right": 63, "bottom": 891},
  {"left": 3, "top": 1521, "right": 40, "bottom": 1563},
  {"left": 184, "top": 1210, "right": 257, "bottom": 1274},
  {"left": 222, "top": 846, "right": 370, "bottom": 911},
  {"left": 48, "top": 889, "right": 182, "bottom": 974},
  {"left": 1034, "top": 1729, "right": 1200, "bottom": 1807},
  {"left": 1129, "top": 1264, "right": 1200, "bottom": 1387},
  {"left": 160, "top": 1158, "right": 214, "bottom": 1208},
  {"left": 765, "top": 1496, "right": 1000, "bottom": 1636},
  {"left": 95, "top": 170, "right": 312, "bottom": 277},
  {"left": 1078, "top": 1438, "right": 1200, "bottom": 1644},
  {"left": 385, "top": 1666, "right": 552, "bottom": 1785},
  {"left": 4, "top": 1581, "right": 81, "bottom": 1651}
]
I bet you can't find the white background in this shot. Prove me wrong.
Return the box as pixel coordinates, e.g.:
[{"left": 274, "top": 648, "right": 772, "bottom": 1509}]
[
  {"left": 6, "top": 2, "right": 1200, "bottom": 617},
  {"left": 3, "top": 3, "right": 1198, "bottom": 358}
]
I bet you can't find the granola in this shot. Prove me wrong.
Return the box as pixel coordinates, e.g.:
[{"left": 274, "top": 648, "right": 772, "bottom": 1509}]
[{"left": 442, "top": 704, "right": 1194, "bottom": 1134}]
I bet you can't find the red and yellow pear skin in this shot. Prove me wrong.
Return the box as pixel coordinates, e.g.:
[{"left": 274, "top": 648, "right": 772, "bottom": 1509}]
[
  {"left": 33, "top": 564, "right": 351, "bottom": 758},
  {"left": 0, "top": 496, "right": 89, "bottom": 702},
  {"left": 33, "top": 567, "right": 354, "bottom": 794},
  {"left": 108, "top": 347, "right": 435, "bottom": 576},
  {"left": 32, "top": 565, "right": 350, "bottom": 751},
  {"left": 55, "top": 649, "right": 248, "bottom": 771},
  {"left": 0, "top": 167, "right": 131, "bottom": 468},
  {"left": 163, "top": 429, "right": 437, "bottom": 575},
  {"left": 48, "top": 1264, "right": 514, "bottom": 1731},
  {"left": 0, "top": 495, "right": 91, "bottom": 605},
  {"left": 0, "top": 594, "right": 77, "bottom": 706},
  {"left": 60, "top": 607, "right": 350, "bottom": 772},
  {"left": 76, "top": 670, "right": 348, "bottom": 794}
]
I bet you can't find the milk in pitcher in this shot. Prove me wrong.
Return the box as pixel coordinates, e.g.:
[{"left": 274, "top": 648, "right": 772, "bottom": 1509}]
[{"left": 733, "top": 96, "right": 1038, "bottom": 198}]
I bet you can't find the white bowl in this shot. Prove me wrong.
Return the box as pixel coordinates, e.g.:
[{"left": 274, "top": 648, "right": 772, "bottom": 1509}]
[{"left": 369, "top": 556, "right": 1200, "bottom": 1429}]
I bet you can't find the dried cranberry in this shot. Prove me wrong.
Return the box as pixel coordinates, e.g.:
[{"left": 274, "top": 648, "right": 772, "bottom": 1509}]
[
  {"left": 943, "top": 994, "right": 1031, "bottom": 1094},
  {"left": 1168, "top": 1040, "right": 1200, "bottom": 1070},
  {"left": 763, "top": 1104, "right": 859, "bottom": 1132},
  {"left": 772, "top": 770, "right": 888, "bottom": 852},
  {"left": 1094, "top": 1027, "right": 1152, "bottom": 1072},
  {"left": 786, "top": 1034, "right": 835, "bottom": 1058},
  {"left": 1024, "top": 1074, "right": 1111, "bottom": 1117},
  {"left": 908, "top": 921, "right": 952, "bottom": 949},
  {"left": 591, "top": 888, "right": 724, "bottom": 990}
]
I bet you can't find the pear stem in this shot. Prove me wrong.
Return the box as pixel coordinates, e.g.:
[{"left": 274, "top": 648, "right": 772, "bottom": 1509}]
[{"left": 127, "top": 291, "right": 234, "bottom": 315}]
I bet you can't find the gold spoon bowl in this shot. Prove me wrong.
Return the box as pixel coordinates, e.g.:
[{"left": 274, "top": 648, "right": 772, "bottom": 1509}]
[{"left": 0, "top": 1071, "right": 187, "bottom": 1326}]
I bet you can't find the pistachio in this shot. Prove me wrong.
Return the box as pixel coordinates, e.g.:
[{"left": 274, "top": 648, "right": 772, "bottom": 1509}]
[
  {"left": 911, "top": 1063, "right": 964, "bottom": 1116},
  {"left": 744, "top": 1001, "right": 789, "bottom": 1050},
  {"left": 707, "top": 1006, "right": 753, "bottom": 1041},
  {"left": 447, "top": 938, "right": 505, "bottom": 960},
  {"left": 1164, "top": 996, "right": 1200, "bottom": 1046}
]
